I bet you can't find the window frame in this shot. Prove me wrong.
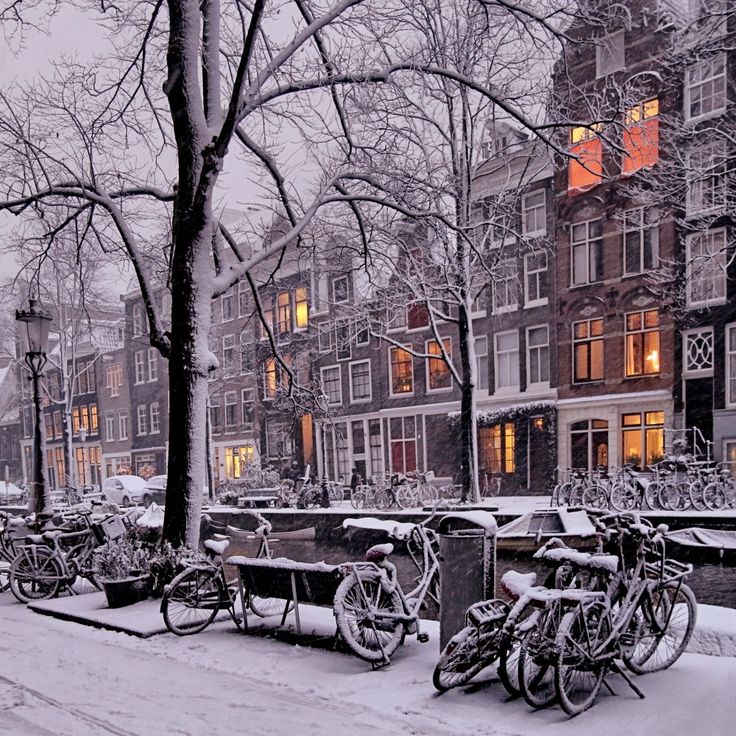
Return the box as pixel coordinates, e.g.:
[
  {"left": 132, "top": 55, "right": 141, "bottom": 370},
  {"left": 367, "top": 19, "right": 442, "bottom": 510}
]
[
  {"left": 494, "top": 330, "right": 520, "bottom": 391},
  {"left": 223, "top": 391, "right": 238, "bottom": 433},
  {"left": 149, "top": 401, "right": 160, "bottom": 434},
  {"left": 426, "top": 337, "right": 453, "bottom": 393},
  {"left": 521, "top": 190, "right": 547, "bottom": 237},
  {"left": 623, "top": 207, "right": 659, "bottom": 276},
  {"left": 475, "top": 335, "right": 489, "bottom": 392},
  {"left": 595, "top": 29, "right": 625, "bottom": 78},
  {"left": 320, "top": 364, "right": 343, "bottom": 405},
  {"left": 572, "top": 317, "right": 605, "bottom": 384},
  {"left": 348, "top": 359, "right": 372, "bottom": 403},
  {"left": 118, "top": 411, "right": 128, "bottom": 441},
  {"left": 727, "top": 324, "right": 736, "bottom": 407},
  {"left": 241, "top": 387, "right": 255, "bottom": 430},
  {"left": 492, "top": 257, "right": 519, "bottom": 314},
  {"left": 389, "top": 345, "right": 414, "bottom": 397},
  {"left": 686, "top": 228, "right": 728, "bottom": 308},
  {"left": 332, "top": 275, "right": 349, "bottom": 304},
  {"left": 686, "top": 141, "right": 728, "bottom": 217},
  {"left": 684, "top": 53, "right": 727, "bottom": 122},
  {"left": 526, "top": 324, "right": 550, "bottom": 388},
  {"left": 683, "top": 327, "right": 715, "bottom": 379},
  {"left": 570, "top": 218, "right": 604, "bottom": 286},
  {"left": 147, "top": 348, "right": 158, "bottom": 382},
  {"left": 133, "top": 350, "right": 146, "bottom": 385},
  {"left": 524, "top": 251, "right": 548, "bottom": 308},
  {"left": 624, "top": 309, "right": 661, "bottom": 378},
  {"left": 136, "top": 404, "right": 148, "bottom": 436}
]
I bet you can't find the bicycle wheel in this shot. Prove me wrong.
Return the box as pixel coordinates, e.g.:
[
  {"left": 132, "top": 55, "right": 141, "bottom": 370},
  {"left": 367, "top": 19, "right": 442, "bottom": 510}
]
[
  {"left": 609, "top": 482, "right": 637, "bottom": 512},
  {"left": 305, "top": 488, "right": 322, "bottom": 509},
  {"left": 689, "top": 481, "right": 707, "bottom": 512},
  {"left": 395, "top": 484, "right": 417, "bottom": 510},
  {"left": 433, "top": 626, "right": 487, "bottom": 691},
  {"left": 582, "top": 483, "right": 607, "bottom": 509},
  {"left": 555, "top": 602, "right": 610, "bottom": 717},
  {"left": 333, "top": 572, "right": 405, "bottom": 663},
  {"left": 554, "top": 482, "right": 572, "bottom": 506},
  {"left": 374, "top": 488, "right": 393, "bottom": 511},
  {"left": 418, "top": 483, "right": 439, "bottom": 505},
  {"left": 8, "top": 546, "right": 63, "bottom": 603},
  {"left": 249, "top": 592, "right": 293, "bottom": 618},
  {"left": 567, "top": 483, "right": 585, "bottom": 507},
  {"left": 1, "top": 558, "right": 11, "bottom": 592},
  {"left": 702, "top": 482, "right": 727, "bottom": 511},
  {"left": 643, "top": 481, "right": 661, "bottom": 510},
  {"left": 350, "top": 489, "right": 366, "bottom": 510},
  {"left": 162, "top": 566, "right": 224, "bottom": 635},
  {"left": 518, "top": 624, "right": 557, "bottom": 709},
  {"left": 659, "top": 481, "right": 690, "bottom": 511},
  {"left": 623, "top": 582, "right": 696, "bottom": 674}
]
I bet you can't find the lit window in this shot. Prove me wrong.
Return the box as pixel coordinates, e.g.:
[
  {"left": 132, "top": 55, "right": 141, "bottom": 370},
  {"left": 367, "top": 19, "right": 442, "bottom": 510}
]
[
  {"left": 568, "top": 125, "right": 604, "bottom": 192},
  {"left": 522, "top": 190, "right": 546, "bottom": 236},
  {"left": 622, "top": 99, "right": 659, "bottom": 174},
  {"left": 623, "top": 208, "right": 659, "bottom": 275},
  {"left": 685, "top": 55, "right": 727, "bottom": 121},
  {"left": 321, "top": 366, "right": 342, "bottom": 404},
  {"left": 294, "top": 287, "right": 309, "bottom": 329},
  {"left": 527, "top": 325, "right": 550, "bottom": 386},
  {"left": 686, "top": 229, "right": 727, "bottom": 308},
  {"left": 277, "top": 291, "right": 291, "bottom": 334},
  {"left": 479, "top": 423, "right": 516, "bottom": 474},
  {"left": 263, "top": 358, "right": 277, "bottom": 399},
  {"left": 621, "top": 411, "right": 665, "bottom": 468},
  {"left": 571, "top": 219, "right": 603, "bottom": 285},
  {"left": 427, "top": 338, "right": 452, "bottom": 391},
  {"left": 390, "top": 347, "right": 413, "bottom": 395},
  {"left": 494, "top": 331, "right": 519, "bottom": 390},
  {"left": 596, "top": 30, "right": 625, "bottom": 78},
  {"left": 625, "top": 310, "right": 660, "bottom": 377},
  {"left": 573, "top": 318, "right": 604, "bottom": 383}
]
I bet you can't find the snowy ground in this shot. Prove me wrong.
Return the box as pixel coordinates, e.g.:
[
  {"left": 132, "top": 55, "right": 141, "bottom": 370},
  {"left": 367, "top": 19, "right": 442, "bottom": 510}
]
[{"left": 2, "top": 594, "right": 736, "bottom": 736}]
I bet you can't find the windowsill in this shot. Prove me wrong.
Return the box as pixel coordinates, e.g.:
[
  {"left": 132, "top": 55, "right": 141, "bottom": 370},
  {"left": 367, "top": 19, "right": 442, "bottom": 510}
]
[
  {"left": 147, "top": 378, "right": 158, "bottom": 383},
  {"left": 526, "top": 382, "right": 551, "bottom": 392},
  {"left": 427, "top": 386, "right": 453, "bottom": 394},
  {"left": 389, "top": 392, "right": 414, "bottom": 399},
  {"left": 494, "top": 385, "right": 521, "bottom": 395},
  {"left": 493, "top": 306, "right": 519, "bottom": 316},
  {"left": 470, "top": 310, "right": 487, "bottom": 320},
  {"left": 150, "top": 430, "right": 160, "bottom": 435},
  {"left": 622, "top": 270, "right": 658, "bottom": 280},
  {"left": 572, "top": 379, "right": 604, "bottom": 386},
  {"left": 687, "top": 298, "right": 728, "bottom": 310},
  {"left": 522, "top": 230, "right": 547, "bottom": 239},
  {"left": 685, "top": 205, "right": 729, "bottom": 219},
  {"left": 683, "top": 370, "right": 714, "bottom": 380},
  {"left": 685, "top": 107, "right": 727, "bottom": 126},
  {"left": 624, "top": 373, "right": 661, "bottom": 380},
  {"left": 569, "top": 280, "right": 604, "bottom": 290},
  {"left": 350, "top": 398, "right": 372, "bottom": 405},
  {"left": 524, "top": 298, "right": 548, "bottom": 309}
]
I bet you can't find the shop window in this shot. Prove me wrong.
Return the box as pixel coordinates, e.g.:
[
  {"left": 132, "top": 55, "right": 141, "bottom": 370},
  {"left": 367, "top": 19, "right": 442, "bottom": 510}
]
[
  {"left": 568, "top": 125, "right": 604, "bottom": 192},
  {"left": 570, "top": 419, "right": 609, "bottom": 471},
  {"left": 621, "top": 411, "right": 665, "bottom": 468},
  {"left": 622, "top": 99, "right": 659, "bottom": 174},
  {"left": 479, "top": 423, "right": 515, "bottom": 475},
  {"left": 625, "top": 310, "right": 660, "bottom": 377}
]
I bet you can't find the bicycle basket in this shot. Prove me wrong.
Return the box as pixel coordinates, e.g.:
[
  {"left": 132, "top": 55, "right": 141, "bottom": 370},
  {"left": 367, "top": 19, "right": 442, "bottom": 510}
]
[{"left": 91, "top": 515, "right": 127, "bottom": 544}]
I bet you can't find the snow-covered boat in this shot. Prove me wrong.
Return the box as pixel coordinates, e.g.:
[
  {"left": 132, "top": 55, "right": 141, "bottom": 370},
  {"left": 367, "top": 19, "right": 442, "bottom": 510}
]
[
  {"left": 226, "top": 524, "right": 316, "bottom": 542},
  {"left": 496, "top": 508, "right": 598, "bottom": 552},
  {"left": 664, "top": 527, "right": 736, "bottom": 560}
]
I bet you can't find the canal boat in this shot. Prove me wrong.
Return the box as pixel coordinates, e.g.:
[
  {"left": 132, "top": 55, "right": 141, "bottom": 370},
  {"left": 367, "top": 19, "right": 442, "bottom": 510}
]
[
  {"left": 664, "top": 527, "right": 736, "bottom": 561},
  {"left": 226, "top": 523, "right": 316, "bottom": 542},
  {"left": 496, "top": 508, "right": 598, "bottom": 552}
]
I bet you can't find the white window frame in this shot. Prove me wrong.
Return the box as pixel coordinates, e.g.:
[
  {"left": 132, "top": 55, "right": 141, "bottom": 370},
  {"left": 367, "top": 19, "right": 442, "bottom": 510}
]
[
  {"left": 335, "top": 321, "right": 352, "bottom": 361},
  {"left": 118, "top": 411, "right": 128, "bottom": 441},
  {"left": 132, "top": 304, "right": 146, "bottom": 336},
  {"left": 686, "top": 141, "right": 728, "bottom": 217},
  {"left": 492, "top": 257, "right": 518, "bottom": 314},
  {"left": 332, "top": 275, "right": 349, "bottom": 304},
  {"left": 320, "top": 365, "right": 343, "bottom": 405},
  {"left": 724, "top": 438, "right": 736, "bottom": 477},
  {"left": 389, "top": 345, "right": 414, "bottom": 398},
  {"left": 727, "top": 324, "right": 736, "bottom": 407},
  {"left": 105, "top": 412, "right": 115, "bottom": 442},
  {"left": 425, "top": 338, "right": 453, "bottom": 394},
  {"left": 623, "top": 207, "right": 659, "bottom": 275},
  {"left": 355, "top": 320, "right": 371, "bottom": 347},
  {"left": 106, "top": 364, "right": 122, "bottom": 398},
  {"left": 318, "top": 322, "right": 334, "bottom": 353},
  {"left": 223, "top": 391, "right": 238, "bottom": 433},
  {"left": 149, "top": 402, "right": 160, "bottom": 434},
  {"left": 686, "top": 228, "right": 728, "bottom": 308},
  {"left": 134, "top": 350, "right": 145, "bottom": 385},
  {"left": 524, "top": 251, "right": 548, "bottom": 308},
  {"left": 683, "top": 327, "right": 714, "bottom": 379},
  {"left": 494, "top": 330, "right": 520, "bottom": 391},
  {"left": 311, "top": 272, "right": 330, "bottom": 315},
  {"left": 348, "top": 359, "right": 372, "bottom": 403},
  {"left": 595, "top": 30, "right": 625, "bottom": 78},
  {"left": 571, "top": 218, "right": 604, "bottom": 286},
  {"left": 241, "top": 388, "right": 255, "bottom": 430},
  {"left": 147, "top": 348, "right": 158, "bottom": 382},
  {"left": 684, "top": 53, "right": 727, "bottom": 122},
  {"left": 221, "top": 287, "right": 235, "bottom": 322},
  {"left": 475, "top": 336, "right": 489, "bottom": 392},
  {"left": 222, "top": 334, "right": 236, "bottom": 377},
  {"left": 238, "top": 281, "right": 249, "bottom": 318},
  {"left": 526, "top": 325, "right": 550, "bottom": 388},
  {"left": 136, "top": 404, "right": 148, "bottom": 436},
  {"left": 521, "top": 190, "right": 547, "bottom": 237}
]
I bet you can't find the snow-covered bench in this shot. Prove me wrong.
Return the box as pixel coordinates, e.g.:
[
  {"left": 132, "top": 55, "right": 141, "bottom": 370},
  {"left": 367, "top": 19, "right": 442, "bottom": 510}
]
[
  {"left": 236, "top": 486, "right": 283, "bottom": 508},
  {"left": 226, "top": 555, "right": 343, "bottom": 634}
]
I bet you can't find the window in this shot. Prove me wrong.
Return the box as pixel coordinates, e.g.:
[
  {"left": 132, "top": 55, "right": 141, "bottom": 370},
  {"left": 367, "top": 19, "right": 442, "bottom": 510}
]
[
  {"left": 407, "top": 303, "right": 429, "bottom": 330},
  {"left": 427, "top": 338, "right": 452, "bottom": 391},
  {"left": 686, "top": 142, "right": 728, "bottom": 215},
  {"left": 241, "top": 388, "right": 255, "bottom": 430},
  {"left": 493, "top": 258, "right": 518, "bottom": 313},
  {"left": 625, "top": 310, "right": 661, "bottom": 377},
  {"left": 263, "top": 358, "right": 278, "bottom": 399},
  {"left": 118, "top": 411, "right": 128, "bottom": 440},
  {"left": 240, "top": 333, "right": 252, "bottom": 374},
  {"left": 390, "top": 416, "right": 417, "bottom": 474},
  {"left": 150, "top": 402, "right": 160, "bottom": 434},
  {"left": 106, "top": 364, "right": 123, "bottom": 397},
  {"left": 685, "top": 54, "right": 727, "bottom": 121},
  {"left": 209, "top": 396, "right": 221, "bottom": 432},
  {"left": 479, "top": 423, "right": 515, "bottom": 474},
  {"left": 238, "top": 281, "right": 250, "bottom": 318},
  {"left": 147, "top": 348, "right": 158, "bottom": 381},
  {"left": 335, "top": 322, "right": 351, "bottom": 360},
  {"left": 224, "top": 392, "right": 237, "bottom": 432},
  {"left": 318, "top": 322, "right": 334, "bottom": 353},
  {"left": 725, "top": 439, "right": 736, "bottom": 477},
  {"left": 137, "top": 404, "right": 148, "bottom": 435},
  {"left": 596, "top": 30, "right": 625, "bottom": 77},
  {"left": 571, "top": 219, "right": 603, "bottom": 285},
  {"left": 53, "top": 411, "right": 62, "bottom": 438},
  {"left": 369, "top": 419, "right": 384, "bottom": 479},
  {"left": 390, "top": 346, "right": 414, "bottom": 395},
  {"left": 132, "top": 304, "right": 146, "bottom": 336},
  {"left": 569, "top": 125, "right": 604, "bottom": 191},
  {"left": 686, "top": 229, "right": 727, "bottom": 307},
  {"left": 45, "top": 413, "right": 53, "bottom": 440},
  {"left": 294, "top": 287, "right": 309, "bottom": 329},
  {"left": 522, "top": 190, "right": 546, "bottom": 236},
  {"left": 573, "top": 318, "right": 604, "bottom": 382},
  {"left": 570, "top": 419, "right": 609, "bottom": 471},
  {"left": 621, "top": 411, "right": 665, "bottom": 467},
  {"left": 355, "top": 320, "right": 370, "bottom": 346},
  {"left": 728, "top": 325, "right": 736, "bottom": 406},
  {"left": 222, "top": 335, "right": 236, "bottom": 376},
  {"left": 77, "top": 361, "right": 94, "bottom": 394},
  {"left": 349, "top": 360, "right": 372, "bottom": 402},
  {"left": 622, "top": 99, "right": 659, "bottom": 174},
  {"left": 494, "top": 331, "right": 519, "bottom": 390},
  {"left": 221, "top": 288, "right": 234, "bottom": 321},
  {"left": 134, "top": 350, "right": 145, "bottom": 384},
  {"left": 258, "top": 297, "right": 274, "bottom": 340},
  {"left": 684, "top": 327, "right": 714, "bottom": 378},
  {"left": 90, "top": 404, "right": 98, "bottom": 434},
  {"left": 524, "top": 251, "right": 548, "bottom": 307},
  {"left": 101, "top": 413, "right": 113, "bottom": 442},
  {"left": 276, "top": 291, "right": 291, "bottom": 334},
  {"left": 475, "top": 336, "right": 489, "bottom": 391},
  {"left": 526, "top": 326, "right": 550, "bottom": 386},
  {"left": 312, "top": 273, "right": 330, "bottom": 314},
  {"left": 225, "top": 446, "right": 255, "bottom": 480},
  {"left": 321, "top": 366, "right": 342, "bottom": 404},
  {"left": 623, "top": 208, "right": 659, "bottom": 275},
  {"left": 332, "top": 275, "right": 349, "bottom": 304}
]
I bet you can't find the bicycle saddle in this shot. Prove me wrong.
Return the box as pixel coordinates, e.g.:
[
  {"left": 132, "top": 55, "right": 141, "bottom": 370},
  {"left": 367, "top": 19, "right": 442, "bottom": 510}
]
[
  {"left": 499, "top": 570, "right": 537, "bottom": 598},
  {"left": 42, "top": 530, "right": 65, "bottom": 542},
  {"left": 365, "top": 542, "right": 394, "bottom": 563},
  {"left": 26, "top": 534, "right": 45, "bottom": 544},
  {"left": 204, "top": 538, "right": 230, "bottom": 555}
]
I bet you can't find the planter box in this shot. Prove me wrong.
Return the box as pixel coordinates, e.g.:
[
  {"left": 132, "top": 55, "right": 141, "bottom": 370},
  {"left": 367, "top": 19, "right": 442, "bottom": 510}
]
[{"left": 101, "top": 575, "right": 151, "bottom": 609}]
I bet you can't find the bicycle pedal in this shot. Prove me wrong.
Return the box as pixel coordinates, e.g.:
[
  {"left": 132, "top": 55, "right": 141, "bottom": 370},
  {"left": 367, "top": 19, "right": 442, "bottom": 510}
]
[{"left": 417, "top": 632, "right": 429, "bottom": 643}]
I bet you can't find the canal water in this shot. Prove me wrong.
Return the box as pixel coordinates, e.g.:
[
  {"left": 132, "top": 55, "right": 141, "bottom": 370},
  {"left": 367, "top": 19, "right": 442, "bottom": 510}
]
[{"left": 226, "top": 536, "right": 736, "bottom": 612}]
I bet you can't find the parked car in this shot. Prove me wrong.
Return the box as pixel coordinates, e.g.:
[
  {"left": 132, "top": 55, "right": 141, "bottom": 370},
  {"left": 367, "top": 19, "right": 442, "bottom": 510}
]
[
  {"left": 101, "top": 475, "right": 147, "bottom": 506},
  {"left": 142, "top": 475, "right": 210, "bottom": 508}
]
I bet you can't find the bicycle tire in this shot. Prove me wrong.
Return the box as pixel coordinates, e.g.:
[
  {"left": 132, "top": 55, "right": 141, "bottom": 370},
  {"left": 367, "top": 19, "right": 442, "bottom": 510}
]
[
  {"left": 1, "top": 559, "right": 11, "bottom": 592},
  {"left": 581, "top": 483, "right": 607, "bottom": 509},
  {"left": 609, "top": 482, "right": 637, "bottom": 512},
  {"left": 395, "top": 484, "right": 417, "bottom": 510},
  {"left": 350, "top": 489, "right": 366, "bottom": 510},
  {"left": 432, "top": 626, "right": 486, "bottom": 691},
  {"left": 622, "top": 582, "right": 696, "bottom": 674},
  {"left": 162, "top": 566, "right": 223, "bottom": 636},
  {"left": 8, "top": 546, "right": 63, "bottom": 603},
  {"left": 333, "top": 572, "right": 404, "bottom": 663},
  {"left": 689, "top": 481, "right": 707, "bottom": 512},
  {"left": 643, "top": 481, "right": 661, "bottom": 510},
  {"left": 555, "top": 602, "right": 610, "bottom": 717},
  {"left": 702, "top": 482, "right": 727, "bottom": 511},
  {"left": 518, "top": 624, "right": 557, "bottom": 709},
  {"left": 249, "top": 593, "right": 294, "bottom": 618},
  {"left": 497, "top": 637, "right": 523, "bottom": 697},
  {"left": 418, "top": 484, "right": 439, "bottom": 505},
  {"left": 554, "top": 482, "right": 572, "bottom": 507}
]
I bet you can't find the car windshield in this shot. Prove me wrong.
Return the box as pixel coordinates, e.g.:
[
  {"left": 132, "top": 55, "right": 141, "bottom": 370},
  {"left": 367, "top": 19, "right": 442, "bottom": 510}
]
[
  {"left": 146, "top": 475, "right": 167, "bottom": 488},
  {"left": 119, "top": 476, "right": 146, "bottom": 490}
]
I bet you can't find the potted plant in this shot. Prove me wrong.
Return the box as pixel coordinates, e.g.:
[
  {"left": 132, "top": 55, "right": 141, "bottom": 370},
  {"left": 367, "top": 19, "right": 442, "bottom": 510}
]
[
  {"left": 93, "top": 539, "right": 151, "bottom": 608},
  {"left": 147, "top": 543, "right": 196, "bottom": 598}
]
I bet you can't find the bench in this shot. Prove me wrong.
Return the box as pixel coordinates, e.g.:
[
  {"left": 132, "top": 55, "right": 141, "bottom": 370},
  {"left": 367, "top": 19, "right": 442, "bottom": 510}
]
[
  {"left": 226, "top": 556, "right": 344, "bottom": 634},
  {"left": 236, "top": 486, "right": 283, "bottom": 508}
]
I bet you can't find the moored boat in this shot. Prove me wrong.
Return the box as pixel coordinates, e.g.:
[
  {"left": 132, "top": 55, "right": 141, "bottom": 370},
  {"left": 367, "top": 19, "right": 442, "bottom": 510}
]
[{"left": 496, "top": 508, "right": 598, "bottom": 552}]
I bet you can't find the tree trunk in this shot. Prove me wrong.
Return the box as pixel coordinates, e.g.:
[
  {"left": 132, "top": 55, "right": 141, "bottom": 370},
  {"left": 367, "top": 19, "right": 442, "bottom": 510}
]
[{"left": 457, "top": 303, "right": 480, "bottom": 503}]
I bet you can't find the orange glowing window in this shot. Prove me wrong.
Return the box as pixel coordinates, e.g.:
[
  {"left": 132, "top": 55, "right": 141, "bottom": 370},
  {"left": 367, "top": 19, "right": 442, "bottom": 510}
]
[
  {"left": 622, "top": 99, "right": 659, "bottom": 175},
  {"left": 568, "top": 125, "right": 604, "bottom": 192}
]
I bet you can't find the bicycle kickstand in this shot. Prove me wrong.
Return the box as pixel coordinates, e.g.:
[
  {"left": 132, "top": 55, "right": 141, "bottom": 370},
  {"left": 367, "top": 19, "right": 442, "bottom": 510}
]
[{"left": 610, "top": 661, "right": 646, "bottom": 700}]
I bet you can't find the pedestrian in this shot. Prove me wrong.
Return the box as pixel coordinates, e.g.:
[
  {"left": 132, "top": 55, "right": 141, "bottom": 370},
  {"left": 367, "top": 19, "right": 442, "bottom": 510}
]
[{"left": 350, "top": 467, "right": 362, "bottom": 492}]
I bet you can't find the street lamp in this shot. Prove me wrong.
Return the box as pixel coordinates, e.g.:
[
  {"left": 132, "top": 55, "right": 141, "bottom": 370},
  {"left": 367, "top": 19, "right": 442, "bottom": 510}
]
[
  {"left": 79, "top": 426, "right": 89, "bottom": 488},
  {"left": 16, "top": 297, "right": 52, "bottom": 517}
]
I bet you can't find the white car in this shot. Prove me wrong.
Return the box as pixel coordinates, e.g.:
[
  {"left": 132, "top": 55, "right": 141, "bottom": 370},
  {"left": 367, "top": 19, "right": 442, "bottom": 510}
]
[
  {"left": 101, "top": 475, "right": 147, "bottom": 507},
  {"left": 142, "top": 474, "right": 210, "bottom": 508}
]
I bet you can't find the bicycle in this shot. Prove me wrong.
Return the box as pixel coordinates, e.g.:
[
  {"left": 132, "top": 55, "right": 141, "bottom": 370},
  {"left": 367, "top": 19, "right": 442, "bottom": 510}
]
[
  {"left": 7, "top": 509, "right": 122, "bottom": 603},
  {"left": 481, "top": 472, "right": 501, "bottom": 498},
  {"left": 334, "top": 508, "right": 441, "bottom": 664},
  {"left": 0, "top": 511, "right": 27, "bottom": 592},
  {"left": 162, "top": 511, "right": 290, "bottom": 634},
  {"left": 553, "top": 515, "right": 696, "bottom": 716}
]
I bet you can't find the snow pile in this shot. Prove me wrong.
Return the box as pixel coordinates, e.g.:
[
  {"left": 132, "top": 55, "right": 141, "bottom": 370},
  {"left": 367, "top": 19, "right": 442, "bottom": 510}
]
[
  {"left": 558, "top": 508, "right": 596, "bottom": 536},
  {"left": 500, "top": 570, "right": 536, "bottom": 598},
  {"left": 135, "top": 503, "right": 164, "bottom": 528},
  {"left": 342, "top": 517, "right": 416, "bottom": 539},
  {"left": 439, "top": 511, "right": 497, "bottom": 534},
  {"left": 687, "top": 604, "right": 736, "bottom": 657}
]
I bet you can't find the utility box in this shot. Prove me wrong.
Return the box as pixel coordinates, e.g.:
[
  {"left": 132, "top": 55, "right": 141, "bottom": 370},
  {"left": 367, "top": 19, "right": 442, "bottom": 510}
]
[{"left": 437, "top": 511, "right": 497, "bottom": 650}]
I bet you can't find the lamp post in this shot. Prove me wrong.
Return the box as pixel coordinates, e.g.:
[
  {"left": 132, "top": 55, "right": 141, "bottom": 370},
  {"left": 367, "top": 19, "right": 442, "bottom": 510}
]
[
  {"left": 16, "top": 298, "right": 52, "bottom": 517},
  {"left": 79, "top": 425, "right": 88, "bottom": 488}
]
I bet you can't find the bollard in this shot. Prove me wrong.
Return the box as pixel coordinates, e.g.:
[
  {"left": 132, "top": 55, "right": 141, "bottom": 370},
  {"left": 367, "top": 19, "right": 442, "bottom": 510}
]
[{"left": 437, "top": 511, "right": 497, "bottom": 650}]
